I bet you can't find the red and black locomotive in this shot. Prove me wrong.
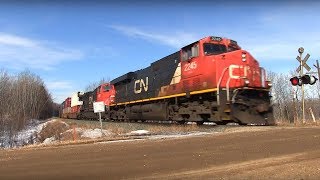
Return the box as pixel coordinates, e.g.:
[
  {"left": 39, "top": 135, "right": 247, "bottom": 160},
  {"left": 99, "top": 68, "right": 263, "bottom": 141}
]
[{"left": 61, "top": 36, "right": 274, "bottom": 125}]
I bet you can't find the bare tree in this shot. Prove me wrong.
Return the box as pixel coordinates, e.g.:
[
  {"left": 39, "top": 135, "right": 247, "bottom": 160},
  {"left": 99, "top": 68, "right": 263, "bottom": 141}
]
[
  {"left": 0, "top": 70, "right": 54, "bottom": 147},
  {"left": 268, "top": 71, "right": 295, "bottom": 123},
  {"left": 84, "top": 77, "right": 110, "bottom": 92}
]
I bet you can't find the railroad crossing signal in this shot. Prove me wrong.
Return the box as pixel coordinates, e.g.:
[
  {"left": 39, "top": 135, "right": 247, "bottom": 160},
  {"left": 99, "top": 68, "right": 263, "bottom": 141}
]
[
  {"left": 290, "top": 76, "right": 300, "bottom": 86},
  {"left": 291, "top": 47, "right": 317, "bottom": 123},
  {"left": 290, "top": 75, "right": 318, "bottom": 86},
  {"left": 296, "top": 48, "right": 311, "bottom": 73}
]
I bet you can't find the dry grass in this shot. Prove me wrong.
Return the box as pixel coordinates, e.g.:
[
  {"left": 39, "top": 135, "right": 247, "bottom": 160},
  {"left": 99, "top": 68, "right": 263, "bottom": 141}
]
[
  {"left": 20, "top": 124, "right": 201, "bottom": 150},
  {"left": 69, "top": 122, "right": 99, "bottom": 130},
  {"left": 12, "top": 136, "right": 134, "bottom": 151},
  {"left": 275, "top": 119, "right": 320, "bottom": 127},
  {"left": 109, "top": 127, "right": 127, "bottom": 136},
  {"left": 147, "top": 124, "right": 200, "bottom": 134},
  {"left": 60, "top": 129, "right": 82, "bottom": 141},
  {"left": 38, "top": 120, "right": 69, "bottom": 142}
]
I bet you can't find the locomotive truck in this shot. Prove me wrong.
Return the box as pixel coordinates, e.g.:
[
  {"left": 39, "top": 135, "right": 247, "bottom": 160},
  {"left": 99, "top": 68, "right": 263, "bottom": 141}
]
[{"left": 61, "top": 36, "right": 274, "bottom": 125}]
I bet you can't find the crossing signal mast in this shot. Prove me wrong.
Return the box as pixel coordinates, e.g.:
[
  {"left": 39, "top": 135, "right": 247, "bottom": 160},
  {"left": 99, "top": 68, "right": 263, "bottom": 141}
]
[{"left": 290, "top": 47, "right": 318, "bottom": 122}]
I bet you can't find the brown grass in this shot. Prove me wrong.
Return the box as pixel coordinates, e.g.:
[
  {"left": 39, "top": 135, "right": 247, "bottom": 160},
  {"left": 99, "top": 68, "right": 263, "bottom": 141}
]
[
  {"left": 14, "top": 136, "right": 134, "bottom": 151},
  {"left": 275, "top": 119, "right": 320, "bottom": 127},
  {"left": 60, "top": 129, "right": 82, "bottom": 141},
  {"left": 147, "top": 124, "right": 200, "bottom": 134},
  {"left": 109, "top": 127, "right": 127, "bottom": 136},
  {"left": 38, "top": 120, "right": 69, "bottom": 142}
]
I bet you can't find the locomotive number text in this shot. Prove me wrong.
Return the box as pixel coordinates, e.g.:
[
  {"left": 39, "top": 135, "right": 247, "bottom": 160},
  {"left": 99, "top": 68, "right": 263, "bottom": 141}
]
[{"left": 184, "top": 62, "right": 197, "bottom": 72}]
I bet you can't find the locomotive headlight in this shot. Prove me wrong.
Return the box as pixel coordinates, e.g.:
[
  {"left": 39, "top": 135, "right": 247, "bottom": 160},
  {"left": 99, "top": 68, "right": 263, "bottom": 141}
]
[
  {"left": 241, "top": 53, "right": 246, "bottom": 62},
  {"left": 267, "top": 81, "right": 272, "bottom": 88},
  {"left": 244, "top": 79, "right": 250, "bottom": 86}
]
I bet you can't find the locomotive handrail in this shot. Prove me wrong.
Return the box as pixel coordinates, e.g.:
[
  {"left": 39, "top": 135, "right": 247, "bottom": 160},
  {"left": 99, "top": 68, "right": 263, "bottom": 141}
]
[
  {"left": 226, "top": 77, "right": 232, "bottom": 102},
  {"left": 218, "top": 65, "right": 248, "bottom": 105},
  {"left": 217, "top": 67, "right": 229, "bottom": 106}
]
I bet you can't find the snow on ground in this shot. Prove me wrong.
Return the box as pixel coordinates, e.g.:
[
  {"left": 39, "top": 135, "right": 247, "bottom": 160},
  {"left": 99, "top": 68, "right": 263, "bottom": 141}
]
[
  {"left": 82, "top": 128, "right": 112, "bottom": 138},
  {"left": 98, "top": 131, "right": 214, "bottom": 144},
  {"left": 0, "top": 118, "right": 223, "bottom": 149},
  {"left": 63, "top": 128, "right": 112, "bottom": 139},
  {"left": 148, "top": 131, "right": 213, "bottom": 140},
  {"left": 0, "top": 119, "right": 45, "bottom": 148},
  {"left": 43, "top": 136, "right": 56, "bottom": 145},
  {"left": 126, "top": 130, "right": 151, "bottom": 136}
]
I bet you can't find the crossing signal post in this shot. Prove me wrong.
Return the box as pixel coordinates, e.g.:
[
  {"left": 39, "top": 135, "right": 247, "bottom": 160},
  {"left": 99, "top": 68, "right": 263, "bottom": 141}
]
[{"left": 291, "top": 47, "right": 317, "bottom": 123}]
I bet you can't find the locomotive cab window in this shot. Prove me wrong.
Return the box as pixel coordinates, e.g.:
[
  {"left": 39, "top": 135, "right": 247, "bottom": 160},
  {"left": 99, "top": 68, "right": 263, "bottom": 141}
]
[
  {"left": 227, "top": 45, "right": 240, "bottom": 52},
  {"left": 103, "top": 85, "right": 111, "bottom": 92},
  {"left": 203, "top": 43, "right": 227, "bottom": 55},
  {"left": 182, "top": 43, "right": 199, "bottom": 61}
]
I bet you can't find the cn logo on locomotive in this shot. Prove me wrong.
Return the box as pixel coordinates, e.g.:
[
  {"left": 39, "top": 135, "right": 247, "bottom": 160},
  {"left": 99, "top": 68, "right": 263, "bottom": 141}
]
[{"left": 134, "top": 77, "right": 149, "bottom": 94}]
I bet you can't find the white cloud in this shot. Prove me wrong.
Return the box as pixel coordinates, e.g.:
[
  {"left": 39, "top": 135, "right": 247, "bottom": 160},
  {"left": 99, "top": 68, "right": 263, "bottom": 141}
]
[
  {"left": 53, "top": 91, "right": 74, "bottom": 104},
  {"left": 0, "top": 33, "right": 37, "bottom": 47},
  {"left": 0, "top": 33, "right": 84, "bottom": 70},
  {"left": 50, "top": 89, "right": 80, "bottom": 104},
  {"left": 45, "top": 80, "right": 81, "bottom": 103},
  {"left": 109, "top": 25, "right": 199, "bottom": 48},
  {"left": 248, "top": 42, "right": 320, "bottom": 61},
  {"left": 235, "top": 9, "right": 320, "bottom": 64}
]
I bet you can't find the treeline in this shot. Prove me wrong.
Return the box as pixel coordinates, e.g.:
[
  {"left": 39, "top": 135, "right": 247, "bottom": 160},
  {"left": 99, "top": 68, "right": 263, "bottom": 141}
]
[
  {"left": 269, "top": 71, "right": 320, "bottom": 124},
  {"left": 0, "top": 70, "right": 56, "bottom": 147}
]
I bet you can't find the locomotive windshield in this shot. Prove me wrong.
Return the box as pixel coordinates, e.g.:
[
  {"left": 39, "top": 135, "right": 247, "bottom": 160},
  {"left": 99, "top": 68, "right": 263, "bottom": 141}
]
[
  {"left": 203, "top": 43, "right": 227, "bottom": 55},
  {"left": 103, "top": 85, "right": 111, "bottom": 92},
  {"left": 227, "top": 45, "right": 240, "bottom": 52}
]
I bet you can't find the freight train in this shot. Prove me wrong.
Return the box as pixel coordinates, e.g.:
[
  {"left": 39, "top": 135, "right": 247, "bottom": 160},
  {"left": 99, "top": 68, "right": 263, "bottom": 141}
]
[{"left": 60, "top": 36, "right": 274, "bottom": 125}]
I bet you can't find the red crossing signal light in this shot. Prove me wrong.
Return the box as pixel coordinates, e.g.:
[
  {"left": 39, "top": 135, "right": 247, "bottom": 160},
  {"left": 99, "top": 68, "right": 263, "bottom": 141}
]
[
  {"left": 290, "top": 76, "right": 301, "bottom": 86},
  {"left": 290, "top": 75, "right": 318, "bottom": 86}
]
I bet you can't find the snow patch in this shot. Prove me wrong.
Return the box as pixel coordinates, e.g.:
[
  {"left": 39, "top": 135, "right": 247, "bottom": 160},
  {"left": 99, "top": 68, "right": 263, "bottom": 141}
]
[
  {"left": 126, "top": 130, "right": 151, "bottom": 136},
  {"left": 97, "top": 131, "right": 215, "bottom": 144},
  {"left": 0, "top": 119, "right": 46, "bottom": 148},
  {"left": 43, "top": 136, "right": 56, "bottom": 145},
  {"left": 63, "top": 128, "right": 112, "bottom": 139},
  {"left": 81, "top": 128, "right": 112, "bottom": 138},
  {"left": 148, "top": 131, "right": 213, "bottom": 140}
]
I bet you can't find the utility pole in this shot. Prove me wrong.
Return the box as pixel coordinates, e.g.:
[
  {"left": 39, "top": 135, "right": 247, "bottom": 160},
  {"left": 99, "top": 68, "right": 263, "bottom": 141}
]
[
  {"left": 314, "top": 60, "right": 320, "bottom": 78},
  {"left": 314, "top": 60, "right": 320, "bottom": 99}
]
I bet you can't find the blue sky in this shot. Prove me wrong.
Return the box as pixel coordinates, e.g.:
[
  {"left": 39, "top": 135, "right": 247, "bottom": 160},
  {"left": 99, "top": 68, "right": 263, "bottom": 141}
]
[{"left": 1, "top": 0, "right": 320, "bottom": 103}]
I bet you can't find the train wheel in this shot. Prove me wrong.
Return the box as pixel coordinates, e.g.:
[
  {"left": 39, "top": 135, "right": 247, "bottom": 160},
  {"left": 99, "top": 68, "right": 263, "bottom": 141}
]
[
  {"left": 216, "top": 121, "right": 229, "bottom": 125},
  {"left": 177, "top": 120, "right": 185, "bottom": 125},
  {"left": 196, "top": 121, "right": 204, "bottom": 125}
]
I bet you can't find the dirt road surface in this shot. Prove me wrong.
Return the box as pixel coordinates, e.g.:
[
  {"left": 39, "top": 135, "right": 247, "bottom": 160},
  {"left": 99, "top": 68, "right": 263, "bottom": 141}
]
[{"left": 1, "top": 127, "right": 320, "bottom": 179}]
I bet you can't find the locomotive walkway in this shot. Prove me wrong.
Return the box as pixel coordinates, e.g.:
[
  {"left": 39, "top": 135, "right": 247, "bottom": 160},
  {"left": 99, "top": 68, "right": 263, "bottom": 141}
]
[{"left": 1, "top": 126, "right": 320, "bottom": 179}]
